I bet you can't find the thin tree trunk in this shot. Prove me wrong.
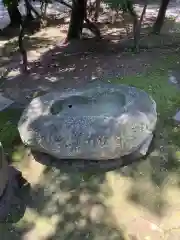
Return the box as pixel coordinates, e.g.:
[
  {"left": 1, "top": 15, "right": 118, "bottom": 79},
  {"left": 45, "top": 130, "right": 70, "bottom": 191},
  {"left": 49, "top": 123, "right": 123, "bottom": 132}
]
[
  {"left": 152, "top": 0, "right": 170, "bottom": 34},
  {"left": 126, "top": 0, "right": 147, "bottom": 52},
  {"left": 133, "top": 2, "right": 147, "bottom": 52},
  {"left": 25, "top": 0, "right": 34, "bottom": 20},
  {"left": 126, "top": 1, "right": 138, "bottom": 42},
  {"left": 41, "top": 1, "right": 48, "bottom": 17},
  {"left": 25, "top": 0, "right": 41, "bottom": 18},
  {"left": 57, "top": 0, "right": 100, "bottom": 40},
  {"left": 7, "top": 1, "right": 22, "bottom": 27},
  {"left": 94, "top": 0, "right": 101, "bottom": 22},
  {"left": 67, "top": 0, "right": 87, "bottom": 40},
  {"left": 19, "top": 18, "right": 28, "bottom": 73}
]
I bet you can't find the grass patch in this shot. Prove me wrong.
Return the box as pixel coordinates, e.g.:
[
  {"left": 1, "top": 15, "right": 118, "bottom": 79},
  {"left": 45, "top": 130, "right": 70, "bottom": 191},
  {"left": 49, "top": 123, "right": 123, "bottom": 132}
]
[
  {"left": 0, "top": 108, "right": 21, "bottom": 146},
  {"left": 111, "top": 52, "right": 180, "bottom": 216},
  {"left": 0, "top": 108, "right": 25, "bottom": 162},
  {"left": 115, "top": 53, "right": 180, "bottom": 146}
]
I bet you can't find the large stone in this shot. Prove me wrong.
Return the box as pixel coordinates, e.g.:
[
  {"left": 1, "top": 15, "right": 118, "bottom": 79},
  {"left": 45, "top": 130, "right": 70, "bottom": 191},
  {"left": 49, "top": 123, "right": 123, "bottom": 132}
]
[{"left": 18, "top": 83, "right": 157, "bottom": 160}]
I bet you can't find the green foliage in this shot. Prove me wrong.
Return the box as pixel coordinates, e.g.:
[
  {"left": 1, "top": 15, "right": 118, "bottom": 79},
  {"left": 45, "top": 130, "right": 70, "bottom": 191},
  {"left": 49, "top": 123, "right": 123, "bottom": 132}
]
[
  {"left": 103, "top": 0, "right": 134, "bottom": 12},
  {"left": 0, "top": 108, "right": 22, "bottom": 148},
  {"left": 3, "top": 0, "right": 19, "bottom": 7}
]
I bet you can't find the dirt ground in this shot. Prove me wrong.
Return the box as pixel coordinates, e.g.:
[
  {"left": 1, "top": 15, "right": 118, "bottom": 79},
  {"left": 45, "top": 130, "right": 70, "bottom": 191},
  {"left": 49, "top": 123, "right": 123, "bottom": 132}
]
[
  {"left": 1, "top": 4, "right": 180, "bottom": 240},
  {"left": 1, "top": 5, "right": 180, "bottom": 104}
]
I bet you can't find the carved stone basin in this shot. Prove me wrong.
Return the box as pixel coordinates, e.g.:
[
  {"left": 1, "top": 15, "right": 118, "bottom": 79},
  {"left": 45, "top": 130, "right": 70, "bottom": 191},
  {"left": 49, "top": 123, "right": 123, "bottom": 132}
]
[{"left": 18, "top": 83, "right": 157, "bottom": 160}]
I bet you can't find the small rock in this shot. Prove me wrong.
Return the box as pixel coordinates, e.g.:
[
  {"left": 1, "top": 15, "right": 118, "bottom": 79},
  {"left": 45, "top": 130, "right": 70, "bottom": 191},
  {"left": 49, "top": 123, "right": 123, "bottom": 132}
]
[
  {"left": 168, "top": 70, "right": 180, "bottom": 88},
  {"left": 173, "top": 110, "right": 180, "bottom": 123}
]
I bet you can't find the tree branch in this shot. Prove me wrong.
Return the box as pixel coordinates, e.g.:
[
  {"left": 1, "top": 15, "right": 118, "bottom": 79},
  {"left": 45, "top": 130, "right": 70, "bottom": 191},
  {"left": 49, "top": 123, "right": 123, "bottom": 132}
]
[{"left": 25, "top": 0, "right": 42, "bottom": 18}]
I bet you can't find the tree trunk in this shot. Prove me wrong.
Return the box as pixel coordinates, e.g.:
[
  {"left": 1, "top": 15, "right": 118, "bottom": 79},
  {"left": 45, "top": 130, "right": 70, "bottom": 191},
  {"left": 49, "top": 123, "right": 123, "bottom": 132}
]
[
  {"left": 133, "top": 2, "right": 147, "bottom": 52},
  {"left": 152, "top": 0, "right": 170, "bottom": 34},
  {"left": 67, "top": 0, "right": 87, "bottom": 40},
  {"left": 19, "top": 17, "right": 28, "bottom": 73},
  {"left": 94, "top": 0, "right": 101, "bottom": 22},
  {"left": 25, "top": 0, "right": 34, "bottom": 20},
  {"left": 7, "top": 1, "right": 22, "bottom": 27},
  {"left": 126, "top": 0, "right": 138, "bottom": 45}
]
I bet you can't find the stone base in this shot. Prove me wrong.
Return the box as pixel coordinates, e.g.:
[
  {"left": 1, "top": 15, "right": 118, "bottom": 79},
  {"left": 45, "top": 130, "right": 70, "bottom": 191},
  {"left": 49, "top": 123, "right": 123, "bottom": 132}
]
[
  {"left": 32, "top": 133, "right": 155, "bottom": 173},
  {"left": 0, "top": 166, "right": 29, "bottom": 223}
]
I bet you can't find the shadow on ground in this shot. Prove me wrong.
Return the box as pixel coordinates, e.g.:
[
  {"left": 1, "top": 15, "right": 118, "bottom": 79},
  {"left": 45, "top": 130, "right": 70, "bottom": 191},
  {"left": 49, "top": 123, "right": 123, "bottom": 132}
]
[
  {"left": 1, "top": 158, "right": 130, "bottom": 240},
  {"left": 29, "top": 117, "right": 180, "bottom": 220},
  {"left": 0, "top": 167, "right": 31, "bottom": 239},
  {"left": 5, "top": 127, "right": 180, "bottom": 239},
  {"left": 0, "top": 36, "right": 53, "bottom": 70},
  {"left": 115, "top": 121, "right": 180, "bottom": 217},
  {"left": 27, "top": 166, "right": 126, "bottom": 240},
  {"left": 3, "top": 30, "right": 180, "bottom": 105}
]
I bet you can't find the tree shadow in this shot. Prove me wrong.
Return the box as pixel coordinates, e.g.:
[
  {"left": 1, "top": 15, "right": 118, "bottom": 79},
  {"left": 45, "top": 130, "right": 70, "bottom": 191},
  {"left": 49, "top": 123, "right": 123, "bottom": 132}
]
[
  {"left": 114, "top": 115, "right": 180, "bottom": 218},
  {"left": 0, "top": 14, "right": 68, "bottom": 41},
  {"left": 21, "top": 152, "right": 138, "bottom": 240},
  {"left": 0, "top": 19, "right": 42, "bottom": 40},
  {"left": 0, "top": 36, "right": 53, "bottom": 68},
  {"left": 0, "top": 222, "right": 34, "bottom": 240},
  {"left": 1, "top": 34, "right": 171, "bottom": 102},
  {"left": 6, "top": 120, "right": 180, "bottom": 238},
  {"left": 1, "top": 6, "right": 179, "bottom": 94},
  {"left": 0, "top": 166, "right": 32, "bottom": 239},
  {"left": 0, "top": 166, "right": 31, "bottom": 222},
  {"left": 161, "top": 17, "right": 180, "bottom": 34}
]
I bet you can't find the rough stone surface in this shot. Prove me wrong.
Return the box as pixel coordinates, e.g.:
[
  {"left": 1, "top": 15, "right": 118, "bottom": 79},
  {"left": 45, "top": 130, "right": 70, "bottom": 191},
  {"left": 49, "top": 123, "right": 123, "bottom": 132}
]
[{"left": 18, "top": 83, "right": 157, "bottom": 160}]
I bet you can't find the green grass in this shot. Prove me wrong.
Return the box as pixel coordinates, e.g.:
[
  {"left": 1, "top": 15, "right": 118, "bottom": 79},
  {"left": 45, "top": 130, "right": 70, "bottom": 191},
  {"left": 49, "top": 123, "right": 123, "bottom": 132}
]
[
  {"left": 0, "top": 108, "right": 24, "bottom": 161},
  {"left": 0, "top": 108, "right": 21, "bottom": 146},
  {"left": 114, "top": 53, "right": 180, "bottom": 146}
]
